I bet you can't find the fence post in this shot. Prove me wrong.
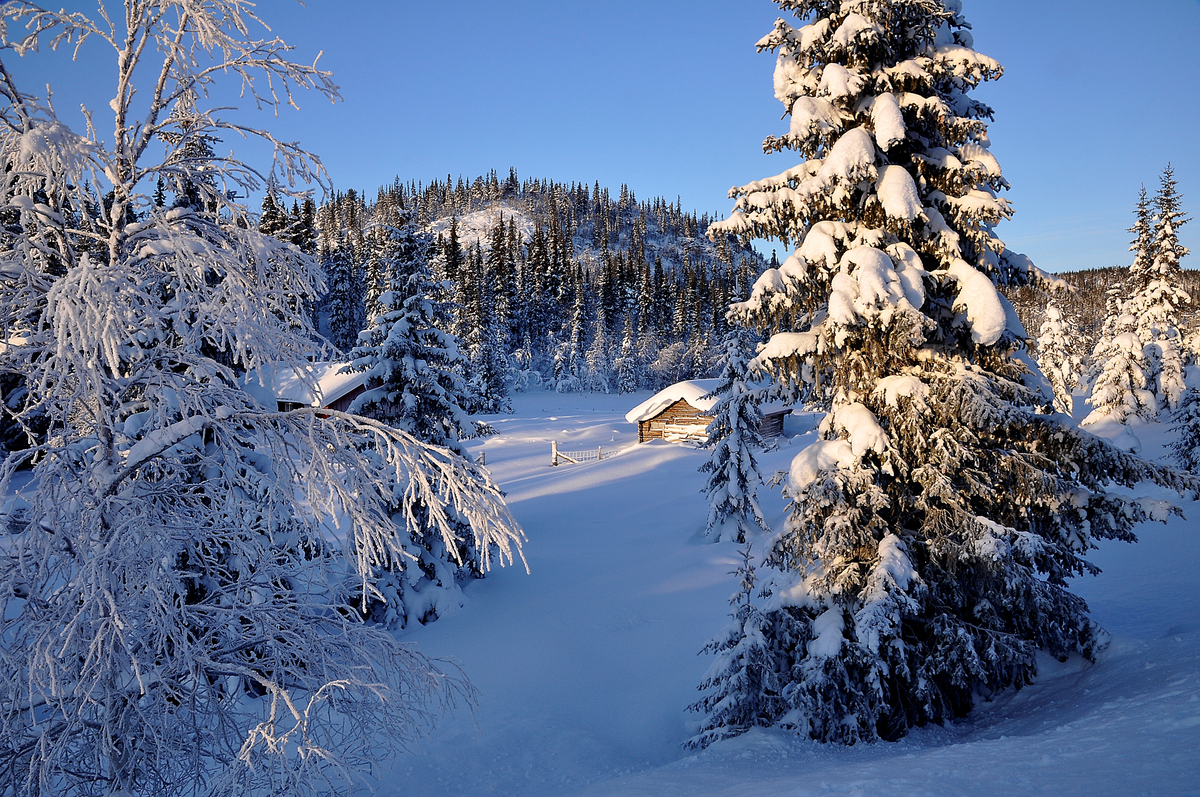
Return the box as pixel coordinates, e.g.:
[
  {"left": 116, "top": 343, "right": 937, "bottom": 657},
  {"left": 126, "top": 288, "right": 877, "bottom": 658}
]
[
  {"left": 551, "top": 440, "right": 558, "bottom": 467},
  {"left": 598, "top": 446, "right": 603, "bottom": 461}
]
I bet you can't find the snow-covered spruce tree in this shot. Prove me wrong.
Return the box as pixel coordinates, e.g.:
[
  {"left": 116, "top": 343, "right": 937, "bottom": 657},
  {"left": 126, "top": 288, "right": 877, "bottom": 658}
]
[
  {"left": 1172, "top": 386, "right": 1200, "bottom": 473},
  {"left": 362, "top": 229, "right": 391, "bottom": 323},
  {"left": 324, "top": 233, "right": 361, "bottom": 352},
  {"left": 694, "top": 0, "right": 1196, "bottom": 746},
  {"left": 1131, "top": 166, "right": 1191, "bottom": 411},
  {"left": 584, "top": 316, "right": 614, "bottom": 393},
  {"left": 1037, "top": 301, "right": 1081, "bottom": 415},
  {"left": 1084, "top": 279, "right": 1132, "bottom": 387},
  {"left": 614, "top": 314, "right": 643, "bottom": 393},
  {"left": 700, "top": 326, "right": 770, "bottom": 543},
  {"left": 469, "top": 317, "right": 513, "bottom": 414},
  {"left": 686, "top": 544, "right": 789, "bottom": 749},
  {"left": 350, "top": 210, "right": 473, "bottom": 454},
  {"left": 347, "top": 207, "right": 488, "bottom": 623},
  {"left": 555, "top": 284, "right": 588, "bottom": 392},
  {"left": 1083, "top": 311, "right": 1157, "bottom": 425},
  {"left": 1082, "top": 180, "right": 1188, "bottom": 425},
  {"left": 0, "top": 4, "right": 525, "bottom": 796}
]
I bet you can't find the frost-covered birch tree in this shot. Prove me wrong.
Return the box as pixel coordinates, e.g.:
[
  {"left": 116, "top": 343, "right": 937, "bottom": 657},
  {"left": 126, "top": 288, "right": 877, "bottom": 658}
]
[
  {"left": 692, "top": 0, "right": 1196, "bottom": 746},
  {"left": 0, "top": 3, "right": 524, "bottom": 795}
]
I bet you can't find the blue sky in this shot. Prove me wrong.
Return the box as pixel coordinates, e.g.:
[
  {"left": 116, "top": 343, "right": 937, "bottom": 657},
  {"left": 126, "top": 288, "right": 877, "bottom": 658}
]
[{"left": 7, "top": 0, "right": 1200, "bottom": 273}]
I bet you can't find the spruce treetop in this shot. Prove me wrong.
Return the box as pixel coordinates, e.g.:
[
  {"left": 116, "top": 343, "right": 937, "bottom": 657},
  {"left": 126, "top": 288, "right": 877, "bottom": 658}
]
[
  {"left": 1151, "top": 163, "right": 1189, "bottom": 280},
  {"left": 1127, "top": 185, "right": 1155, "bottom": 291}
]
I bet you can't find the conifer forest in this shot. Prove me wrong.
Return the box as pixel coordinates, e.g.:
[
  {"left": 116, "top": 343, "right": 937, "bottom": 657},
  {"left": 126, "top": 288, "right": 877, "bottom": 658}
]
[{"left": 0, "top": 1, "right": 1198, "bottom": 796}]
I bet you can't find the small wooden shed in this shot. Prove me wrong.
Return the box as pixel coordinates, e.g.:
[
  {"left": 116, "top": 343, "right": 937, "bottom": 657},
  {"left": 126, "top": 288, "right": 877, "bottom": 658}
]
[{"left": 625, "top": 379, "right": 791, "bottom": 443}]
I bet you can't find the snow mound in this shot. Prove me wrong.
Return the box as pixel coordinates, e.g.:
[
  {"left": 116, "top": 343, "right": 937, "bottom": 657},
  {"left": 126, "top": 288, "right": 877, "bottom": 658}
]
[
  {"left": 876, "top": 165, "right": 923, "bottom": 221},
  {"left": 752, "top": 331, "right": 821, "bottom": 370},
  {"left": 1114, "top": 426, "right": 1143, "bottom": 453},
  {"left": 824, "top": 402, "right": 889, "bottom": 457},
  {"left": 868, "top": 93, "right": 906, "bottom": 152},
  {"left": 789, "top": 97, "right": 845, "bottom": 139},
  {"left": 873, "top": 375, "right": 929, "bottom": 412},
  {"left": 807, "top": 606, "right": 845, "bottom": 658}
]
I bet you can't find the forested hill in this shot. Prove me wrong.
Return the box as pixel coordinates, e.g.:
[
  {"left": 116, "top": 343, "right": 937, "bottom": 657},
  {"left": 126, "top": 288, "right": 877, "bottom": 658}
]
[
  {"left": 280, "top": 169, "right": 766, "bottom": 398},
  {"left": 1005, "top": 266, "right": 1200, "bottom": 360}
]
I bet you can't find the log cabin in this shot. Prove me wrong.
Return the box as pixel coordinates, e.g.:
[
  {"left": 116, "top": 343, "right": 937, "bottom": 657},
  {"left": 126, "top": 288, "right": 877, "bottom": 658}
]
[{"left": 625, "top": 379, "right": 792, "bottom": 443}]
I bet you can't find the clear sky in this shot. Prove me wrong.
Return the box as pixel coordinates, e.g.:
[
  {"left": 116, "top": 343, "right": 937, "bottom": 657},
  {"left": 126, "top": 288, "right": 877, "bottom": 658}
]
[{"left": 7, "top": 0, "right": 1200, "bottom": 274}]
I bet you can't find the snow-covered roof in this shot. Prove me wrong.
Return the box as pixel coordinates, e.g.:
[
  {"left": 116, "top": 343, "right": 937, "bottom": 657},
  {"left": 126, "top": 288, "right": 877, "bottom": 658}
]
[
  {"left": 244, "top": 362, "right": 366, "bottom": 408},
  {"left": 625, "top": 379, "right": 721, "bottom": 424},
  {"left": 624, "top": 379, "right": 795, "bottom": 424},
  {"left": 760, "top": 401, "right": 792, "bottom": 417}
]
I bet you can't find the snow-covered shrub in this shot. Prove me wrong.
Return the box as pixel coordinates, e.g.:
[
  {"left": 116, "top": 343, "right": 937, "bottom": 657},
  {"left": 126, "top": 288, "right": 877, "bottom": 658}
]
[
  {"left": 1084, "top": 315, "right": 1157, "bottom": 425},
  {"left": 687, "top": 544, "right": 788, "bottom": 748},
  {"left": 1171, "top": 386, "right": 1200, "bottom": 472}
]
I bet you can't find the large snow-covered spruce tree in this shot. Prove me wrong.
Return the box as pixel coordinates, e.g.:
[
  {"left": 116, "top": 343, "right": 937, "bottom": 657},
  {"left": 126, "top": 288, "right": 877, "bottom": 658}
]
[
  {"left": 694, "top": 0, "right": 1196, "bottom": 745},
  {"left": 350, "top": 208, "right": 473, "bottom": 455},
  {"left": 0, "top": 3, "right": 523, "bottom": 795}
]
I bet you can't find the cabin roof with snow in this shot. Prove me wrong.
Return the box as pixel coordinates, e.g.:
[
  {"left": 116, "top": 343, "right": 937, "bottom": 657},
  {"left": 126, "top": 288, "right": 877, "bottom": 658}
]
[
  {"left": 624, "top": 379, "right": 721, "bottom": 424},
  {"left": 244, "top": 362, "right": 368, "bottom": 412}
]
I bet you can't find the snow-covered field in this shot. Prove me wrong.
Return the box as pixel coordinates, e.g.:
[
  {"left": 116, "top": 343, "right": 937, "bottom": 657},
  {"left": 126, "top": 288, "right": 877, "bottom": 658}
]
[{"left": 381, "top": 391, "right": 1200, "bottom": 796}]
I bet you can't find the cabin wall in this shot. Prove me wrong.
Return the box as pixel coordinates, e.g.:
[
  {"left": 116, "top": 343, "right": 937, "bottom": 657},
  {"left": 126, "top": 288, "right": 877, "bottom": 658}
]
[
  {"left": 638, "top": 399, "right": 711, "bottom": 442},
  {"left": 326, "top": 384, "right": 366, "bottom": 414},
  {"left": 636, "top": 402, "right": 791, "bottom": 442},
  {"left": 760, "top": 411, "right": 786, "bottom": 439}
]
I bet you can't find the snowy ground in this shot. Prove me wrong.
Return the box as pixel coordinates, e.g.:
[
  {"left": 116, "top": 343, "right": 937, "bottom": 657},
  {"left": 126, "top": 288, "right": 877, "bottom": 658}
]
[{"left": 381, "top": 391, "right": 1200, "bottom": 797}]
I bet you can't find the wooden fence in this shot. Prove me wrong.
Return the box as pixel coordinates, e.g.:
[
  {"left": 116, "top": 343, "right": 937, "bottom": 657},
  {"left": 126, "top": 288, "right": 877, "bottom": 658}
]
[{"left": 551, "top": 440, "right": 607, "bottom": 466}]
